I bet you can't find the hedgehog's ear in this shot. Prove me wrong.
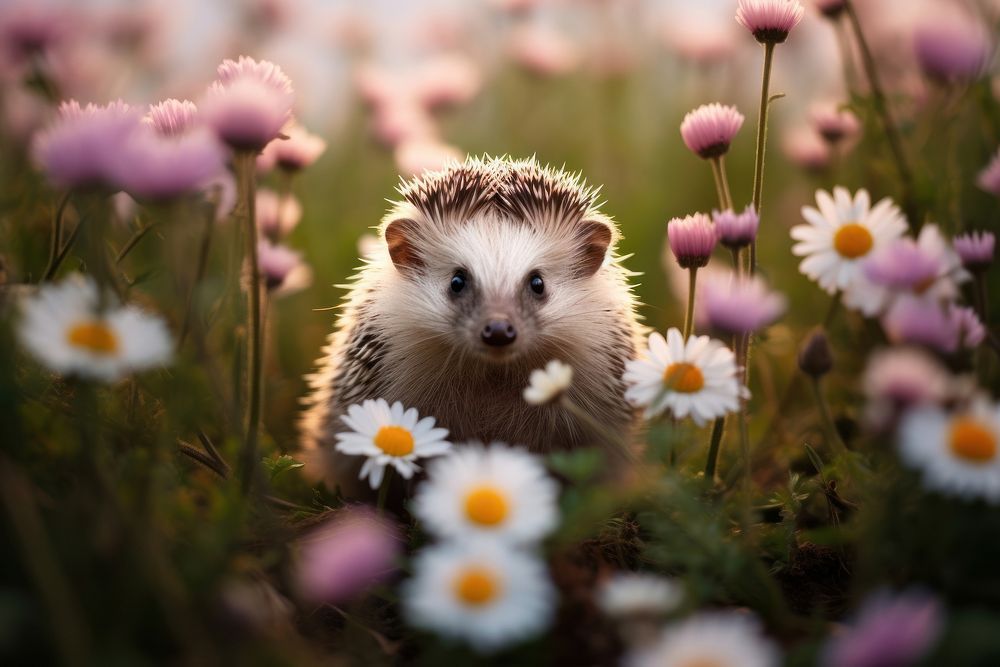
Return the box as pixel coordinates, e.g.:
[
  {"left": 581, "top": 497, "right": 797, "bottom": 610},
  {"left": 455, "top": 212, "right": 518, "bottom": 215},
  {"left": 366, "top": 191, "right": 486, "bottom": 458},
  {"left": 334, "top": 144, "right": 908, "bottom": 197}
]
[
  {"left": 384, "top": 218, "right": 422, "bottom": 272},
  {"left": 575, "top": 219, "right": 613, "bottom": 277}
]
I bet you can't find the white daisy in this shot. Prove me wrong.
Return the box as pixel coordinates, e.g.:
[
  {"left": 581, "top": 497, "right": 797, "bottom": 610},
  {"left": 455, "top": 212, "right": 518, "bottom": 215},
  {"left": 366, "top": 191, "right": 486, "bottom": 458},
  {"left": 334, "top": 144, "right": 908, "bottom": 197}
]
[
  {"left": 898, "top": 399, "right": 1000, "bottom": 502},
  {"left": 597, "top": 572, "right": 683, "bottom": 618},
  {"left": 791, "top": 186, "right": 907, "bottom": 295},
  {"left": 626, "top": 612, "right": 779, "bottom": 667},
  {"left": 335, "top": 399, "right": 451, "bottom": 490},
  {"left": 411, "top": 443, "right": 559, "bottom": 545},
  {"left": 18, "top": 274, "right": 172, "bottom": 382},
  {"left": 402, "top": 539, "right": 556, "bottom": 653},
  {"left": 623, "top": 328, "right": 745, "bottom": 426},
  {"left": 523, "top": 359, "right": 573, "bottom": 406}
]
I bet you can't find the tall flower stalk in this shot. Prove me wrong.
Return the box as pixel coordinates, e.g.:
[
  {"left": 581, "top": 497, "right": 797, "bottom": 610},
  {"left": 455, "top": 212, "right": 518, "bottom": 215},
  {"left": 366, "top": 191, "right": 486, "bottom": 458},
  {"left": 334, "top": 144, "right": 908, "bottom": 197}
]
[
  {"left": 749, "top": 41, "right": 775, "bottom": 274},
  {"left": 235, "top": 151, "right": 263, "bottom": 494},
  {"left": 200, "top": 56, "right": 295, "bottom": 493},
  {"left": 841, "top": 0, "right": 917, "bottom": 224},
  {"left": 735, "top": 0, "right": 805, "bottom": 272},
  {"left": 677, "top": 98, "right": 747, "bottom": 481}
]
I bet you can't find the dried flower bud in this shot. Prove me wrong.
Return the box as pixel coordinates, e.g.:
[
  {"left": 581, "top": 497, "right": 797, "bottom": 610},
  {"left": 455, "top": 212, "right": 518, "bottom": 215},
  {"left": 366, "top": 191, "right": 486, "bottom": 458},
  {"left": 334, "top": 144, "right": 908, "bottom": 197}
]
[{"left": 798, "top": 327, "right": 833, "bottom": 378}]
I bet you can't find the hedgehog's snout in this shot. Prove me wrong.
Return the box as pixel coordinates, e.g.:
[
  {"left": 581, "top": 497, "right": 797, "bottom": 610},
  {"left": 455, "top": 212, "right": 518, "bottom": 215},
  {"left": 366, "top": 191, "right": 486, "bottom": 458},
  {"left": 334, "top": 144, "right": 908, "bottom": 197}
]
[{"left": 481, "top": 319, "right": 517, "bottom": 347}]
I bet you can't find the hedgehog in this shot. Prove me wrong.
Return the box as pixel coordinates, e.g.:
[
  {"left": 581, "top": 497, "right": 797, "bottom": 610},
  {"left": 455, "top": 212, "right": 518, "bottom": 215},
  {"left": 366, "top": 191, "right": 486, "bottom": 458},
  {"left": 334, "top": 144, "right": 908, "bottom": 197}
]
[{"left": 299, "top": 156, "right": 645, "bottom": 498}]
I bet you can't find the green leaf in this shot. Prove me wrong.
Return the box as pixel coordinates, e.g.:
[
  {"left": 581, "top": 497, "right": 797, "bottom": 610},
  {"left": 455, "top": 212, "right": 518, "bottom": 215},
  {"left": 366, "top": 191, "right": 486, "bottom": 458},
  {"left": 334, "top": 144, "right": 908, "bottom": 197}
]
[
  {"left": 263, "top": 453, "right": 304, "bottom": 482},
  {"left": 547, "top": 448, "right": 603, "bottom": 483}
]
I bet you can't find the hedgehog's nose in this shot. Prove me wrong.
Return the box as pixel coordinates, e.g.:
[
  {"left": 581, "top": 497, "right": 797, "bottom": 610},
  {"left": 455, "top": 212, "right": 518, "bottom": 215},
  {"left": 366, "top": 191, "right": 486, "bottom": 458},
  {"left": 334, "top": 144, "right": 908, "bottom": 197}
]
[{"left": 481, "top": 319, "right": 517, "bottom": 347}]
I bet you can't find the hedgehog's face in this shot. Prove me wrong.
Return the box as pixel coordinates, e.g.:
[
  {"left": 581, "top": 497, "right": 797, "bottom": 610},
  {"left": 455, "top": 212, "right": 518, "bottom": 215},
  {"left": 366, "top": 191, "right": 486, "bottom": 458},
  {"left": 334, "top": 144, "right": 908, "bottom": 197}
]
[{"left": 383, "top": 213, "right": 613, "bottom": 364}]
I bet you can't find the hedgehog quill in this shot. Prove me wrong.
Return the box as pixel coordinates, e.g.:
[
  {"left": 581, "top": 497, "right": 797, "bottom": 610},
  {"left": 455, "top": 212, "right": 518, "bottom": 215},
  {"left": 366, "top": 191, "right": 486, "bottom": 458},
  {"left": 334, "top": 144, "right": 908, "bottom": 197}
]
[{"left": 300, "top": 156, "right": 644, "bottom": 498}]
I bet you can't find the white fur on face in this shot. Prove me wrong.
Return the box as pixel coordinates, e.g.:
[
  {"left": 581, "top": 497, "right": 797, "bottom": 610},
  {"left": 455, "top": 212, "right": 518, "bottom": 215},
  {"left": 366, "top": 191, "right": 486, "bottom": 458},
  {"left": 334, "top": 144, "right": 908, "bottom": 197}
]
[{"left": 373, "top": 211, "right": 603, "bottom": 364}]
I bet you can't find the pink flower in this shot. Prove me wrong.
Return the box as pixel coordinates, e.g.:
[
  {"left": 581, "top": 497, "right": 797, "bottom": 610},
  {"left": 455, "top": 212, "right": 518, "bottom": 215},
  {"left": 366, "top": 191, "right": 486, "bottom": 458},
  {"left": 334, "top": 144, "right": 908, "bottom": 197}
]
[
  {"left": 914, "top": 20, "right": 992, "bottom": 83},
  {"left": 862, "top": 347, "right": 952, "bottom": 430},
  {"left": 354, "top": 63, "right": 399, "bottom": 110},
  {"left": 114, "top": 124, "right": 227, "bottom": 201},
  {"left": 680, "top": 103, "right": 745, "bottom": 160},
  {"left": 411, "top": 54, "right": 482, "bottom": 111},
  {"left": 489, "top": 0, "right": 540, "bottom": 14},
  {"left": 370, "top": 99, "right": 436, "bottom": 148},
  {"left": 31, "top": 99, "right": 142, "bottom": 191},
  {"left": 145, "top": 99, "right": 199, "bottom": 137},
  {"left": 698, "top": 273, "right": 786, "bottom": 335},
  {"left": 736, "top": 0, "right": 805, "bottom": 44},
  {"left": 713, "top": 206, "right": 759, "bottom": 250},
  {"left": 821, "top": 590, "right": 943, "bottom": 667},
  {"left": 667, "top": 213, "right": 717, "bottom": 269},
  {"left": 394, "top": 138, "right": 462, "bottom": 178},
  {"left": 852, "top": 224, "right": 967, "bottom": 316},
  {"left": 201, "top": 56, "right": 294, "bottom": 152},
  {"left": 954, "top": 305, "right": 985, "bottom": 349},
  {"left": 508, "top": 24, "right": 580, "bottom": 77},
  {"left": 882, "top": 295, "right": 984, "bottom": 354},
  {"left": 257, "top": 121, "right": 326, "bottom": 173},
  {"left": 257, "top": 240, "right": 313, "bottom": 296},
  {"left": 811, "top": 104, "right": 861, "bottom": 144},
  {"left": 0, "top": 2, "right": 73, "bottom": 66},
  {"left": 329, "top": 7, "right": 373, "bottom": 53},
  {"left": 662, "top": 16, "right": 737, "bottom": 65},
  {"left": 256, "top": 189, "right": 302, "bottom": 241},
  {"left": 782, "top": 127, "right": 831, "bottom": 172},
  {"left": 978, "top": 149, "right": 1000, "bottom": 196},
  {"left": 813, "top": 0, "right": 846, "bottom": 20},
  {"left": 294, "top": 508, "right": 401, "bottom": 604},
  {"left": 863, "top": 239, "right": 944, "bottom": 292},
  {"left": 953, "top": 231, "right": 995, "bottom": 272}
]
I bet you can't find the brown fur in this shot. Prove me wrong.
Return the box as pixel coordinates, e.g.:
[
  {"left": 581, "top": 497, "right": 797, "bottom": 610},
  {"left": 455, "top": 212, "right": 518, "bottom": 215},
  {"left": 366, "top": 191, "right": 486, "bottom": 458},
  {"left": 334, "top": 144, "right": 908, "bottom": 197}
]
[{"left": 299, "top": 156, "right": 645, "bottom": 499}]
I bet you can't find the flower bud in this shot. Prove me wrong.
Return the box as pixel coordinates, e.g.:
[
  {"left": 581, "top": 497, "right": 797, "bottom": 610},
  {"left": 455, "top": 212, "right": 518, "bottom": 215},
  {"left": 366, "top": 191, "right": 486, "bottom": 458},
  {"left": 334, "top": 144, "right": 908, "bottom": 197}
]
[{"left": 798, "top": 327, "right": 833, "bottom": 378}]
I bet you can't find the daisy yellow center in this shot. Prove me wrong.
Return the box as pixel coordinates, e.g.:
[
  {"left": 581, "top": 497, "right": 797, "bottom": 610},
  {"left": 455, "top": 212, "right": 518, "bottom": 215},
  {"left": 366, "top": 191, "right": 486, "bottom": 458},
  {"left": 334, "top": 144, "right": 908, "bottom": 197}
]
[
  {"left": 949, "top": 418, "right": 997, "bottom": 463},
  {"left": 66, "top": 320, "right": 119, "bottom": 355},
  {"left": 373, "top": 425, "right": 414, "bottom": 457},
  {"left": 833, "top": 223, "right": 873, "bottom": 259},
  {"left": 464, "top": 486, "right": 509, "bottom": 526},
  {"left": 453, "top": 567, "right": 500, "bottom": 607},
  {"left": 663, "top": 362, "right": 704, "bottom": 393}
]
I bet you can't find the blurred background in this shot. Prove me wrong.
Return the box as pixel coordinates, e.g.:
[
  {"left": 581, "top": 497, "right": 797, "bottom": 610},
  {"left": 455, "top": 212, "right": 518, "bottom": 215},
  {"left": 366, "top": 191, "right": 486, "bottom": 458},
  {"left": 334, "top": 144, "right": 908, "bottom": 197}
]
[{"left": 1, "top": 0, "right": 998, "bottom": 446}]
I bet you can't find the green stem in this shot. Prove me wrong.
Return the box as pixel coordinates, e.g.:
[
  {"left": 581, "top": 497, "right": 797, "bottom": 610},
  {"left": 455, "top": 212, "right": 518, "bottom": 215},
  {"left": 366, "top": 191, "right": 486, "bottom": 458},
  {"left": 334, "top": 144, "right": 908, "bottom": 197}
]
[
  {"left": 755, "top": 292, "right": 842, "bottom": 454},
  {"left": 177, "top": 203, "right": 218, "bottom": 349},
  {"left": 705, "top": 416, "right": 725, "bottom": 482},
  {"left": 683, "top": 268, "right": 698, "bottom": 339},
  {"left": 974, "top": 273, "right": 989, "bottom": 325},
  {"left": 236, "top": 152, "right": 263, "bottom": 495},
  {"left": 709, "top": 157, "right": 727, "bottom": 211},
  {"left": 843, "top": 0, "right": 917, "bottom": 224},
  {"left": 45, "top": 215, "right": 87, "bottom": 282},
  {"left": 711, "top": 156, "right": 734, "bottom": 210},
  {"left": 115, "top": 220, "right": 157, "bottom": 264},
  {"left": 736, "top": 334, "right": 752, "bottom": 537},
  {"left": 749, "top": 41, "right": 775, "bottom": 276},
  {"left": 824, "top": 291, "right": 842, "bottom": 329},
  {"left": 376, "top": 468, "right": 392, "bottom": 515},
  {"left": 834, "top": 19, "right": 858, "bottom": 96},
  {"left": 810, "top": 377, "right": 848, "bottom": 456},
  {"left": 719, "top": 156, "right": 734, "bottom": 211},
  {"left": 0, "top": 459, "right": 90, "bottom": 667},
  {"left": 42, "top": 192, "right": 71, "bottom": 281}
]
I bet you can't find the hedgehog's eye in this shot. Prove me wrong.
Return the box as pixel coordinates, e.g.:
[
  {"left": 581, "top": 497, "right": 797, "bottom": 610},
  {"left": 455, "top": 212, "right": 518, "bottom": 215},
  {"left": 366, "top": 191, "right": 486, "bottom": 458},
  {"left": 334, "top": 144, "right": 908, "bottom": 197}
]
[
  {"left": 450, "top": 271, "right": 467, "bottom": 294},
  {"left": 529, "top": 273, "right": 545, "bottom": 296}
]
